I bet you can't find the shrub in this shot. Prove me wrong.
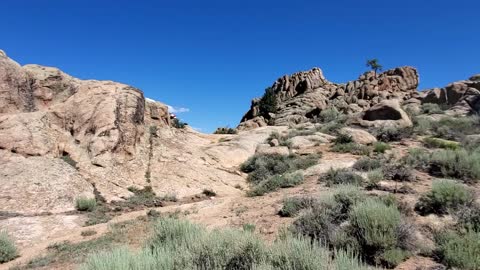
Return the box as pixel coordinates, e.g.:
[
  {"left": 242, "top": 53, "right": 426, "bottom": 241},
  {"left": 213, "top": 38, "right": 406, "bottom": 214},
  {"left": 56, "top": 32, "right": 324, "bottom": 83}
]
[
  {"left": 402, "top": 148, "right": 430, "bottom": 169},
  {"left": 319, "top": 121, "right": 346, "bottom": 135},
  {"left": 321, "top": 168, "right": 363, "bottom": 186},
  {"left": 331, "top": 143, "right": 371, "bottom": 156},
  {"left": 279, "top": 196, "right": 317, "bottom": 217},
  {"left": 374, "top": 126, "right": 412, "bottom": 142},
  {"left": 350, "top": 199, "right": 402, "bottom": 252},
  {"left": 435, "top": 230, "right": 480, "bottom": 270},
  {"left": 366, "top": 169, "right": 384, "bottom": 188},
  {"left": 202, "top": 189, "right": 216, "bottom": 197},
  {"left": 423, "top": 137, "right": 459, "bottom": 150},
  {"left": 413, "top": 116, "right": 434, "bottom": 135},
  {"left": 373, "top": 142, "right": 391, "bottom": 153},
  {"left": 259, "top": 87, "right": 278, "bottom": 118},
  {"left": 241, "top": 153, "right": 319, "bottom": 185},
  {"left": 383, "top": 163, "right": 415, "bottom": 182},
  {"left": 172, "top": 118, "right": 187, "bottom": 129},
  {"left": 415, "top": 179, "right": 473, "bottom": 215},
  {"left": 380, "top": 248, "right": 410, "bottom": 268},
  {"left": 214, "top": 127, "right": 237, "bottom": 134},
  {"left": 265, "top": 131, "right": 290, "bottom": 147},
  {"left": 428, "top": 148, "right": 480, "bottom": 182},
  {"left": 319, "top": 107, "right": 344, "bottom": 123},
  {"left": 435, "top": 116, "right": 480, "bottom": 140},
  {"left": 457, "top": 204, "right": 480, "bottom": 232},
  {"left": 291, "top": 186, "right": 366, "bottom": 241},
  {"left": 0, "top": 230, "right": 18, "bottom": 263},
  {"left": 75, "top": 197, "right": 97, "bottom": 212},
  {"left": 353, "top": 157, "right": 382, "bottom": 172},
  {"left": 242, "top": 223, "right": 256, "bottom": 232},
  {"left": 421, "top": 103, "right": 444, "bottom": 114},
  {"left": 82, "top": 218, "right": 372, "bottom": 270},
  {"left": 291, "top": 206, "right": 336, "bottom": 244},
  {"left": 247, "top": 172, "right": 304, "bottom": 197},
  {"left": 334, "top": 133, "right": 353, "bottom": 144}
]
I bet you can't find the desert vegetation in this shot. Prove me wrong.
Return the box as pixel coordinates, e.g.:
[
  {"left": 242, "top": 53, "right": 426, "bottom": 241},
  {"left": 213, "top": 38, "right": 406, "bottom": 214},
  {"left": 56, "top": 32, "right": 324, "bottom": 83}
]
[
  {"left": 0, "top": 231, "right": 18, "bottom": 263},
  {"left": 241, "top": 153, "right": 319, "bottom": 196},
  {"left": 81, "top": 217, "right": 374, "bottom": 270}
]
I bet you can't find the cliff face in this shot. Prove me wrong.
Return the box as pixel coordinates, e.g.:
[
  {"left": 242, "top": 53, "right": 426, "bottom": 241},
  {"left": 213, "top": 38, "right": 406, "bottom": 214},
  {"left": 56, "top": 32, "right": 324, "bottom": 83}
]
[{"left": 238, "top": 66, "right": 480, "bottom": 130}]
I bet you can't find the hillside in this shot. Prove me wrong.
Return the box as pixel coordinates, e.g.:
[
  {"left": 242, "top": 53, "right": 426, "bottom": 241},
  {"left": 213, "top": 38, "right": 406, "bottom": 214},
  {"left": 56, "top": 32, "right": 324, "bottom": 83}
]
[{"left": 1, "top": 50, "right": 480, "bottom": 270}]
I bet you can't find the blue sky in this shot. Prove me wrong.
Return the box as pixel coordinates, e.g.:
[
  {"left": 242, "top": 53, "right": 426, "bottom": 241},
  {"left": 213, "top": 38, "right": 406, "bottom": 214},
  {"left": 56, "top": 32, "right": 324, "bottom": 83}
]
[{"left": 2, "top": 0, "right": 479, "bottom": 132}]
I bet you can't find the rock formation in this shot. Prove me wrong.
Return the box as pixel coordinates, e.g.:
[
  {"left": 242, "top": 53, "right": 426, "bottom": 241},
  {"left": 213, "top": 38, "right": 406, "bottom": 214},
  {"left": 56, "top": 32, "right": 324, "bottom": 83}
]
[
  {"left": 238, "top": 66, "right": 420, "bottom": 129},
  {"left": 422, "top": 74, "right": 480, "bottom": 116},
  {"left": 238, "top": 66, "right": 480, "bottom": 129},
  {"left": 0, "top": 51, "right": 271, "bottom": 221}
]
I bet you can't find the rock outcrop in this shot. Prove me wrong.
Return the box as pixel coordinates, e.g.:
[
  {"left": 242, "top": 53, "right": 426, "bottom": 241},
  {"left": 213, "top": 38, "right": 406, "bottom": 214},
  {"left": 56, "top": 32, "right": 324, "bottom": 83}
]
[
  {"left": 238, "top": 66, "right": 420, "bottom": 129},
  {"left": 0, "top": 51, "right": 267, "bottom": 220},
  {"left": 422, "top": 75, "right": 480, "bottom": 116}
]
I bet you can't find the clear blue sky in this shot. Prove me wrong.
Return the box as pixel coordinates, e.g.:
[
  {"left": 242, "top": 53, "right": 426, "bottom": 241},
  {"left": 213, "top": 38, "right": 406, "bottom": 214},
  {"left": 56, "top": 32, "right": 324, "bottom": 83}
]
[{"left": 2, "top": 0, "right": 479, "bottom": 132}]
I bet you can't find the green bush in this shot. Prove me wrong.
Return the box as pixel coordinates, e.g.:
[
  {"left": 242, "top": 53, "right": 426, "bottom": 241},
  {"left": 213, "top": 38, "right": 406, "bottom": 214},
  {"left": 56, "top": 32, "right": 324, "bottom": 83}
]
[
  {"left": 240, "top": 154, "right": 319, "bottom": 185},
  {"left": 202, "top": 189, "right": 216, "bottom": 197},
  {"left": 247, "top": 172, "right": 304, "bottom": 197},
  {"left": 383, "top": 163, "right": 415, "bottom": 182},
  {"left": 428, "top": 148, "right": 480, "bottom": 182},
  {"left": 0, "top": 230, "right": 18, "bottom": 263},
  {"left": 319, "top": 107, "right": 345, "bottom": 123},
  {"left": 82, "top": 218, "right": 373, "bottom": 270},
  {"left": 172, "top": 118, "right": 187, "bottom": 129},
  {"left": 435, "top": 230, "right": 480, "bottom": 270},
  {"left": 413, "top": 116, "right": 434, "bottom": 135},
  {"left": 436, "top": 116, "right": 480, "bottom": 140},
  {"left": 457, "top": 204, "right": 480, "bottom": 232},
  {"left": 331, "top": 143, "right": 371, "bottom": 156},
  {"left": 421, "top": 103, "right": 444, "bottom": 114},
  {"left": 380, "top": 248, "right": 410, "bottom": 268},
  {"left": 373, "top": 142, "right": 391, "bottom": 153},
  {"left": 279, "top": 196, "right": 317, "bottom": 217},
  {"left": 350, "top": 199, "right": 402, "bottom": 251},
  {"left": 75, "top": 197, "right": 97, "bottom": 212},
  {"left": 353, "top": 157, "right": 382, "bottom": 172},
  {"left": 374, "top": 126, "right": 412, "bottom": 142},
  {"left": 265, "top": 131, "right": 290, "bottom": 147},
  {"left": 366, "top": 169, "right": 384, "bottom": 188},
  {"left": 291, "top": 186, "right": 366, "bottom": 242},
  {"left": 415, "top": 179, "right": 473, "bottom": 215},
  {"left": 321, "top": 168, "right": 363, "bottom": 186},
  {"left": 319, "top": 121, "right": 346, "bottom": 135},
  {"left": 423, "top": 137, "right": 459, "bottom": 150},
  {"left": 334, "top": 133, "right": 353, "bottom": 144},
  {"left": 259, "top": 87, "right": 278, "bottom": 118},
  {"left": 214, "top": 127, "right": 237, "bottom": 134}
]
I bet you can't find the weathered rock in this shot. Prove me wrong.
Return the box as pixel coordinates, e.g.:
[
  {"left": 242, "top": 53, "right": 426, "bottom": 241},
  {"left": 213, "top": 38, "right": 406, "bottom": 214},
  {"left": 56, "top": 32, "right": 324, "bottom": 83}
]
[
  {"left": 339, "top": 127, "right": 377, "bottom": 145},
  {"left": 355, "top": 100, "right": 413, "bottom": 128},
  {"left": 239, "top": 66, "right": 419, "bottom": 129},
  {"left": 289, "top": 134, "right": 331, "bottom": 149},
  {"left": 237, "top": 116, "right": 267, "bottom": 130},
  {"left": 422, "top": 75, "right": 480, "bottom": 115},
  {"left": 255, "top": 144, "right": 290, "bottom": 156}
]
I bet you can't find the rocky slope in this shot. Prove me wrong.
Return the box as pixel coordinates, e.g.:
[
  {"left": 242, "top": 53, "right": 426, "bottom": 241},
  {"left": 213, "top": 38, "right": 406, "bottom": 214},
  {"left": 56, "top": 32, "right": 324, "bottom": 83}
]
[
  {"left": 239, "top": 66, "right": 480, "bottom": 129},
  {"left": 0, "top": 50, "right": 280, "bottom": 248}
]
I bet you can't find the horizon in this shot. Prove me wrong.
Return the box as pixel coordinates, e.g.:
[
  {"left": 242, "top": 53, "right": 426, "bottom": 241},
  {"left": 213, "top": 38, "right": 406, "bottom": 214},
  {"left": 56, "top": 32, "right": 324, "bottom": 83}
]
[{"left": 2, "top": 0, "right": 479, "bottom": 132}]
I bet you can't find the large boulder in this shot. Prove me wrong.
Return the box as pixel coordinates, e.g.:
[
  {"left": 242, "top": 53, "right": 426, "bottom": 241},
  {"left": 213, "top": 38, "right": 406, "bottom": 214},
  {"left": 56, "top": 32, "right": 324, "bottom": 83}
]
[
  {"left": 339, "top": 127, "right": 377, "bottom": 145},
  {"left": 355, "top": 100, "right": 413, "bottom": 128}
]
